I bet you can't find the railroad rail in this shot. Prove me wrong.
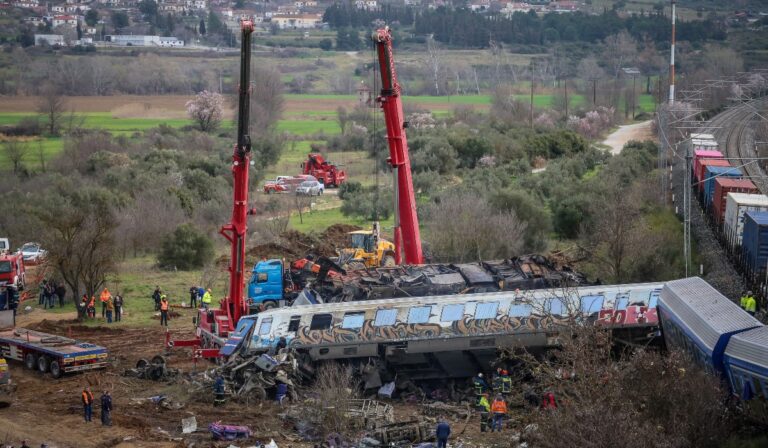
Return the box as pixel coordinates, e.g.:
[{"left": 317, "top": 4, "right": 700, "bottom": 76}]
[{"left": 713, "top": 98, "right": 768, "bottom": 192}]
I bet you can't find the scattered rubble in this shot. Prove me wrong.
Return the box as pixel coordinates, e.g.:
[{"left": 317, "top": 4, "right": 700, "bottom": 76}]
[
  {"left": 209, "top": 421, "right": 253, "bottom": 441},
  {"left": 124, "top": 355, "right": 179, "bottom": 381}
]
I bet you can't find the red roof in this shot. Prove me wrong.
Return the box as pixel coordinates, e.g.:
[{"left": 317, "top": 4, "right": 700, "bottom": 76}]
[{"left": 715, "top": 178, "right": 756, "bottom": 189}]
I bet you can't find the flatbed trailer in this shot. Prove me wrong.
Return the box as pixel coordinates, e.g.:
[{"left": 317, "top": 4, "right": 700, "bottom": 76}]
[{"left": 0, "top": 327, "right": 108, "bottom": 378}]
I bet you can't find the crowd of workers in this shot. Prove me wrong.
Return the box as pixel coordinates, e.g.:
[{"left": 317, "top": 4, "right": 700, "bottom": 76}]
[
  {"left": 77, "top": 288, "right": 123, "bottom": 323},
  {"left": 472, "top": 369, "right": 557, "bottom": 433}
]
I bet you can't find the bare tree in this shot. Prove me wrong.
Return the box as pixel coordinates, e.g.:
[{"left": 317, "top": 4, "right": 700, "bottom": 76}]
[
  {"left": 244, "top": 65, "right": 284, "bottom": 137},
  {"left": 2, "top": 140, "right": 27, "bottom": 174},
  {"left": 506, "top": 325, "right": 730, "bottom": 448},
  {"left": 603, "top": 31, "right": 638, "bottom": 79},
  {"left": 296, "top": 363, "right": 361, "bottom": 440},
  {"left": 425, "top": 192, "right": 526, "bottom": 262},
  {"left": 336, "top": 106, "right": 349, "bottom": 134},
  {"left": 34, "top": 185, "right": 118, "bottom": 321},
  {"left": 293, "top": 193, "right": 313, "bottom": 225},
  {"left": 37, "top": 83, "right": 66, "bottom": 136}
]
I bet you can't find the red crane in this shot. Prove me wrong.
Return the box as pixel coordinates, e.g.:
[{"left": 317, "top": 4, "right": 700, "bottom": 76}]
[
  {"left": 169, "top": 19, "right": 255, "bottom": 356},
  {"left": 372, "top": 27, "right": 423, "bottom": 265}
]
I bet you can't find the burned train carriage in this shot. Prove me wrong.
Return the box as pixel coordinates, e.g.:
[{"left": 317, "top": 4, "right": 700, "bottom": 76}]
[{"left": 234, "top": 283, "right": 662, "bottom": 380}]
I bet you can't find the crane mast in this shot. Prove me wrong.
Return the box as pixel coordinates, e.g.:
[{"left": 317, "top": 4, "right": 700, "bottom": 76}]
[
  {"left": 220, "top": 19, "right": 255, "bottom": 327},
  {"left": 372, "top": 27, "right": 423, "bottom": 265}
]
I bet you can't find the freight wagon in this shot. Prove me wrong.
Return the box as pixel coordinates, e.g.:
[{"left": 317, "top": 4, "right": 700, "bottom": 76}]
[
  {"left": 712, "top": 178, "right": 758, "bottom": 225},
  {"left": 0, "top": 311, "right": 108, "bottom": 378},
  {"left": 741, "top": 211, "right": 768, "bottom": 277},
  {"left": 703, "top": 166, "right": 743, "bottom": 207},
  {"left": 724, "top": 193, "right": 768, "bottom": 249}
]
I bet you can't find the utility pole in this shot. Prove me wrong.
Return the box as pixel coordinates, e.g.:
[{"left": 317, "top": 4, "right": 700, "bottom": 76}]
[
  {"left": 564, "top": 78, "right": 568, "bottom": 118},
  {"left": 530, "top": 60, "right": 535, "bottom": 129},
  {"left": 592, "top": 78, "right": 597, "bottom": 106},
  {"left": 632, "top": 74, "right": 637, "bottom": 119},
  {"left": 684, "top": 146, "right": 691, "bottom": 275},
  {"left": 669, "top": 0, "right": 676, "bottom": 105}
]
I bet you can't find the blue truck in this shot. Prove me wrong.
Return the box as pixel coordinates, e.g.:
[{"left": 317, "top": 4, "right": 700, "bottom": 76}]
[{"left": 247, "top": 259, "right": 287, "bottom": 311}]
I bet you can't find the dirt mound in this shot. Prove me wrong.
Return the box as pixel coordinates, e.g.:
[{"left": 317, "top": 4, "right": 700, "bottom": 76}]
[
  {"left": 27, "top": 319, "right": 127, "bottom": 335},
  {"left": 246, "top": 224, "right": 362, "bottom": 262}
]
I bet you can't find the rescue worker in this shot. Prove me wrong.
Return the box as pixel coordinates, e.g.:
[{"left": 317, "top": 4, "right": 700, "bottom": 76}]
[
  {"left": 38, "top": 279, "right": 47, "bottom": 306},
  {"left": 213, "top": 375, "right": 226, "bottom": 406},
  {"left": 490, "top": 394, "right": 507, "bottom": 432},
  {"left": 475, "top": 394, "right": 490, "bottom": 432},
  {"left": 100, "top": 390, "right": 112, "bottom": 426},
  {"left": 99, "top": 288, "right": 111, "bottom": 318},
  {"left": 492, "top": 367, "right": 503, "bottom": 394},
  {"left": 201, "top": 289, "right": 212, "bottom": 310},
  {"left": 745, "top": 294, "right": 757, "bottom": 317},
  {"left": 472, "top": 372, "right": 488, "bottom": 398},
  {"left": 105, "top": 296, "right": 114, "bottom": 324},
  {"left": 501, "top": 369, "right": 512, "bottom": 396},
  {"left": 189, "top": 285, "right": 198, "bottom": 308},
  {"left": 740, "top": 291, "right": 751, "bottom": 310},
  {"left": 113, "top": 293, "right": 123, "bottom": 322},
  {"left": 435, "top": 418, "right": 451, "bottom": 448},
  {"left": 81, "top": 386, "right": 94, "bottom": 422},
  {"left": 152, "top": 286, "right": 161, "bottom": 311},
  {"left": 276, "top": 381, "right": 288, "bottom": 406},
  {"left": 87, "top": 295, "right": 96, "bottom": 319},
  {"left": 160, "top": 295, "right": 169, "bottom": 326}
]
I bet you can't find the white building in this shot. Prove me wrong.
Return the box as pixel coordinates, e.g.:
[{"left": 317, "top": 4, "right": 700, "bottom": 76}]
[
  {"left": 354, "top": 0, "right": 378, "bottom": 10},
  {"left": 34, "top": 34, "right": 65, "bottom": 46},
  {"left": 52, "top": 14, "right": 80, "bottom": 26},
  {"left": 105, "top": 34, "right": 184, "bottom": 46}
]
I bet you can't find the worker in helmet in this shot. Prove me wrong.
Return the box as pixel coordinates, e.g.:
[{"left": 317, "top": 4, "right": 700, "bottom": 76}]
[
  {"left": 472, "top": 372, "right": 488, "bottom": 398},
  {"left": 160, "top": 295, "right": 169, "bottom": 326},
  {"left": 202, "top": 289, "right": 212, "bottom": 310},
  {"left": 492, "top": 367, "right": 503, "bottom": 394},
  {"left": 99, "top": 288, "right": 111, "bottom": 318},
  {"left": 475, "top": 393, "right": 491, "bottom": 432},
  {"left": 490, "top": 394, "right": 507, "bottom": 432},
  {"left": 500, "top": 369, "right": 512, "bottom": 396},
  {"left": 740, "top": 291, "right": 752, "bottom": 310}
]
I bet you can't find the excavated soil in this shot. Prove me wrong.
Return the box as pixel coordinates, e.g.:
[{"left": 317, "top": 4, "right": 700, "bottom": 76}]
[{"left": 247, "top": 224, "right": 362, "bottom": 262}]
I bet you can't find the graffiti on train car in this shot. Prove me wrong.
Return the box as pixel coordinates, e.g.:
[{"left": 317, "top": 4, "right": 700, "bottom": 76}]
[{"left": 291, "top": 312, "right": 572, "bottom": 347}]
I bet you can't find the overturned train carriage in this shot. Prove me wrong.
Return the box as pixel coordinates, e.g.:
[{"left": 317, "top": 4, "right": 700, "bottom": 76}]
[
  {"left": 314, "top": 254, "right": 590, "bottom": 303},
  {"left": 232, "top": 283, "right": 662, "bottom": 381}
]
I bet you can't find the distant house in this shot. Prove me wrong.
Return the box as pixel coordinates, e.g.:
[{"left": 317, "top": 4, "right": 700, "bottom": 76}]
[
  {"left": 270, "top": 13, "right": 321, "bottom": 29},
  {"left": 52, "top": 14, "right": 79, "bottom": 26},
  {"left": 354, "top": 0, "right": 377, "bottom": 10},
  {"left": 549, "top": 0, "right": 579, "bottom": 13},
  {"left": 105, "top": 34, "right": 184, "bottom": 46},
  {"left": 34, "top": 33, "right": 65, "bottom": 46}
]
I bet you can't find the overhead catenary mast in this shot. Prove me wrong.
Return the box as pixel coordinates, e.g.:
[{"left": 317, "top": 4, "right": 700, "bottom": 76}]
[{"left": 669, "top": 0, "right": 676, "bottom": 105}]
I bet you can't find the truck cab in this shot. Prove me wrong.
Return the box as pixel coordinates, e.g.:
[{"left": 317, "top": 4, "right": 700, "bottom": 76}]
[
  {"left": 248, "top": 259, "right": 287, "bottom": 312},
  {"left": 0, "top": 253, "right": 25, "bottom": 290}
]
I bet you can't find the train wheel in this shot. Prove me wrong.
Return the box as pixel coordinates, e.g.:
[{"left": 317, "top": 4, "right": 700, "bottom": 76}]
[
  {"left": 50, "top": 360, "right": 62, "bottom": 379},
  {"left": 263, "top": 301, "right": 277, "bottom": 310},
  {"left": 37, "top": 356, "right": 50, "bottom": 373},
  {"left": 24, "top": 353, "right": 37, "bottom": 370}
]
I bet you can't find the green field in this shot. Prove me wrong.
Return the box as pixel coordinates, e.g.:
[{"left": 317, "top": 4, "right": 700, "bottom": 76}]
[{"left": 288, "top": 206, "right": 394, "bottom": 233}]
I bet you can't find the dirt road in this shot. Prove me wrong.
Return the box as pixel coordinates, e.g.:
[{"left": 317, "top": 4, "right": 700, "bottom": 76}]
[{"left": 602, "top": 120, "right": 654, "bottom": 154}]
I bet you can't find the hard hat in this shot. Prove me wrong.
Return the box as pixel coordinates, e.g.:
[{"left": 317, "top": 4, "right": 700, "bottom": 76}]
[
  {"left": 478, "top": 373, "right": 483, "bottom": 378},
  {"left": 502, "top": 370, "right": 508, "bottom": 375}
]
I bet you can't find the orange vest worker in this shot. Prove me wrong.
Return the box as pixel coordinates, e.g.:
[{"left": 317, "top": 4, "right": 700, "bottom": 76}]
[{"left": 491, "top": 398, "right": 507, "bottom": 414}]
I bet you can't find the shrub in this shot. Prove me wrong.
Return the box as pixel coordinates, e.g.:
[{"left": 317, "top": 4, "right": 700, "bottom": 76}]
[{"left": 157, "top": 223, "right": 214, "bottom": 270}]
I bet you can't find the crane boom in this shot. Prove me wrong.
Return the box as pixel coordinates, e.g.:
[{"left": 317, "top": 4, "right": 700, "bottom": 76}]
[
  {"left": 372, "top": 27, "right": 423, "bottom": 265},
  {"left": 220, "top": 19, "right": 255, "bottom": 327}
]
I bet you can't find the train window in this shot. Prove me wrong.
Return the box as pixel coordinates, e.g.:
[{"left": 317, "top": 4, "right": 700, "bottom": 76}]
[
  {"left": 342, "top": 312, "right": 365, "bottom": 329},
  {"left": 257, "top": 273, "right": 268, "bottom": 283},
  {"left": 288, "top": 316, "right": 301, "bottom": 332},
  {"left": 580, "top": 295, "right": 604, "bottom": 314},
  {"left": 509, "top": 304, "right": 532, "bottom": 317},
  {"left": 614, "top": 295, "right": 629, "bottom": 311},
  {"left": 475, "top": 302, "right": 499, "bottom": 320},
  {"left": 547, "top": 298, "right": 566, "bottom": 316},
  {"left": 441, "top": 304, "right": 464, "bottom": 322},
  {"left": 258, "top": 318, "right": 272, "bottom": 335},
  {"left": 374, "top": 309, "right": 397, "bottom": 327},
  {"left": 408, "top": 306, "right": 432, "bottom": 324},
  {"left": 648, "top": 290, "right": 660, "bottom": 308},
  {"left": 310, "top": 314, "right": 333, "bottom": 330}
]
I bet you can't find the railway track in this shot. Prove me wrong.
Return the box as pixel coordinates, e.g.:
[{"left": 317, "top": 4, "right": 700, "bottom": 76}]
[{"left": 713, "top": 98, "right": 768, "bottom": 192}]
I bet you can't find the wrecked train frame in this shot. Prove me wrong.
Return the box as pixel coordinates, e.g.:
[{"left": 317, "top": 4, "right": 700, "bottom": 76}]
[{"left": 230, "top": 282, "right": 663, "bottom": 382}]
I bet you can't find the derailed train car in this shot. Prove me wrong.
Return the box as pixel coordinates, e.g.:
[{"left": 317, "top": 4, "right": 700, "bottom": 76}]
[
  {"left": 658, "top": 277, "right": 768, "bottom": 421},
  {"left": 310, "top": 254, "right": 590, "bottom": 304},
  {"left": 234, "top": 282, "right": 662, "bottom": 380}
]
